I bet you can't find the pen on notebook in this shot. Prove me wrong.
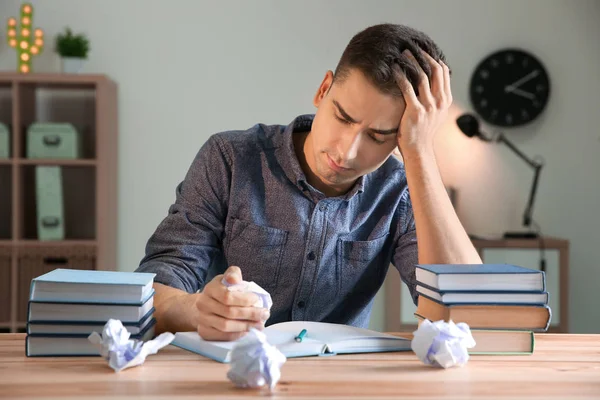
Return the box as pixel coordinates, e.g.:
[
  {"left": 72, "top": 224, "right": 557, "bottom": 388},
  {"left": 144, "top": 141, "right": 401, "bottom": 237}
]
[{"left": 295, "top": 329, "right": 307, "bottom": 342}]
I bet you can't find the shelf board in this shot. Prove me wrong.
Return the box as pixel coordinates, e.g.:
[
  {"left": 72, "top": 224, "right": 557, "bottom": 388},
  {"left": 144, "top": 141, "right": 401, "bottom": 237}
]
[
  {"left": 0, "top": 322, "right": 12, "bottom": 328},
  {"left": 16, "top": 240, "right": 97, "bottom": 247},
  {"left": 17, "top": 158, "right": 96, "bottom": 167},
  {"left": 0, "top": 72, "right": 111, "bottom": 88},
  {"left": 0, "top": 159, "right": 13, "bottom": 166},
  {"left": 0, "top": 240, "right": 14, "bottom": 247}
]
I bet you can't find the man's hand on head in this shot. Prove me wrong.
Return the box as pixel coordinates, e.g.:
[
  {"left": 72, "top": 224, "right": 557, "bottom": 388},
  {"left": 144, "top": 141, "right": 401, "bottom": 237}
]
[{"left": 395, "top": 48, "right": 453, "bottom": 161}]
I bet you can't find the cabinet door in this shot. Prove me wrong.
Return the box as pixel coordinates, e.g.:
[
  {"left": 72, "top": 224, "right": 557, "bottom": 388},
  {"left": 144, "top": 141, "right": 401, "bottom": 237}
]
[{"left": 482, "top": 248, "right": 560, "bottom": 329}]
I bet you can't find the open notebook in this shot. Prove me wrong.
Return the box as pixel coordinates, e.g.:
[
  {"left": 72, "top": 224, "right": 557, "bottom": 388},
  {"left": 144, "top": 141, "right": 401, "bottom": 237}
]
[{"left": 171, "top": 321, "right": 412, "bottom": 363}]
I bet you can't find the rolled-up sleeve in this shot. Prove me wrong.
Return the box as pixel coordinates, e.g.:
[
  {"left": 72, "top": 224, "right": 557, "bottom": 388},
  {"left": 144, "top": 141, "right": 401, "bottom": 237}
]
[
  {"left": 135, "top": 134, "right": 231, "bottom": 293},
  {"left": 391, "top": 188, "right": 419, "bottom": 305}
]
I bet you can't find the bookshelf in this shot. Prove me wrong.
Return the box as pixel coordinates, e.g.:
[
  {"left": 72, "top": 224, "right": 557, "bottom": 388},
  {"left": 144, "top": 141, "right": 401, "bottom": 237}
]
[
  {"left": 384, "top": 237, "right": 570, "bottom": 333},
  {"left": 0, "top": 72, "right": 118, "bottom": 333}
]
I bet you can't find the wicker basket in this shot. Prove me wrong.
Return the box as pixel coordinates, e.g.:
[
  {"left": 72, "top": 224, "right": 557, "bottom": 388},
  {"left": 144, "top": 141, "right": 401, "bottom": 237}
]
[
  {"left": 17, "top": 245, "right": 96, "bottom": 322},
  {"left": 0, "top": 248, "right": 11, "bottom": 323}
]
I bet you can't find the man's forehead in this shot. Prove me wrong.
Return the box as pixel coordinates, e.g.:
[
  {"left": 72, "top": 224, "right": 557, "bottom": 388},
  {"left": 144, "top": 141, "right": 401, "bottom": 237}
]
[{"left": 330, "top": 86, "right": 406, "bottom": 123}]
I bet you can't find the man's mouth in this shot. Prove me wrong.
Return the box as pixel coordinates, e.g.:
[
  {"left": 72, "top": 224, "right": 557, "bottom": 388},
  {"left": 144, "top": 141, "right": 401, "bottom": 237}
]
[{"left": 326, "top": 154, "right": 352, "bottom": 173}]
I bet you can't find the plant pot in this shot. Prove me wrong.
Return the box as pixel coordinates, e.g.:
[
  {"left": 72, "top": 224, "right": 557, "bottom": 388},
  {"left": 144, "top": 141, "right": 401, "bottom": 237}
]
[{"left": 61, "top": 57, "right": 85, "bottom": 74}]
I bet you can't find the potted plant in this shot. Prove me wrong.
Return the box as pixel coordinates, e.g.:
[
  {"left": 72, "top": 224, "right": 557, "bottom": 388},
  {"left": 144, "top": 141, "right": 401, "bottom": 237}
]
[{"left": 54, "top": 27, "right": 90, "bottom": 73}]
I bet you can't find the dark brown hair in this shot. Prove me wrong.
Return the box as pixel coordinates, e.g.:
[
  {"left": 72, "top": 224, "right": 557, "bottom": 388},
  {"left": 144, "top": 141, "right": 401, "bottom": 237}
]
[{"left": 333, "top": 23, "right": 449, "bottom": 97}]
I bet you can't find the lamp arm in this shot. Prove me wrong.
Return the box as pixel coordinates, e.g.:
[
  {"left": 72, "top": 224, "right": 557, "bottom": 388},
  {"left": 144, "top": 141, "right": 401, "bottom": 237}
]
[
  {"left": 495, "top": 133, "right": 543, "bottom": 227},
  {"left": 496, "top": 133, "right": 539, "bottom": 169},
  {"left": 523, "top": 164, "right": 542, "bottom": 227}
]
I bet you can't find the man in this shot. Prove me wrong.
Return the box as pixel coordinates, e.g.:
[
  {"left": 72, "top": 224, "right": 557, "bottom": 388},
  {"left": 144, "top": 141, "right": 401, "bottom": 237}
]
[{"left": 136, "top": 23, "right": 482, "bottom": 341}]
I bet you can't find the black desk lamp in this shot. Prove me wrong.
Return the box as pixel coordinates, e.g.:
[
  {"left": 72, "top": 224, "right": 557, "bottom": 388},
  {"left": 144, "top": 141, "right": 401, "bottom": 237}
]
[{"left": 456, "top": 113, "right": 544, "bottom": 239}]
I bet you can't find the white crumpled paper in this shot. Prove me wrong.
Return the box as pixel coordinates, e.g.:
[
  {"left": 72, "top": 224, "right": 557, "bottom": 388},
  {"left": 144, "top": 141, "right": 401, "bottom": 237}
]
[
  {"left": 88, "top": 319, "right": 174, "bottom": 372},
  {"left": 221, "top": 277, "right": 273, "bottom": 311},
  {"left": 411, "top": 319, "right": 476, "bottom": 368},
  {"left": 227, "top": 328, "right": 287, "bottom": 390}
]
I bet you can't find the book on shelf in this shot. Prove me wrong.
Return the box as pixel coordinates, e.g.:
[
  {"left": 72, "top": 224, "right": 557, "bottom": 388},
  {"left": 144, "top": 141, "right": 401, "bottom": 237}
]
[{"left": 172, "top": 321, "right": 412, "bottom": 363}]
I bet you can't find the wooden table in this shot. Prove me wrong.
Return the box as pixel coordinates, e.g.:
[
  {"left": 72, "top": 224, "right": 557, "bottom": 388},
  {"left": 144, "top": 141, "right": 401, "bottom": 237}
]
[{"left": 1, "top": 333, "right": 599, "bottom": 399}]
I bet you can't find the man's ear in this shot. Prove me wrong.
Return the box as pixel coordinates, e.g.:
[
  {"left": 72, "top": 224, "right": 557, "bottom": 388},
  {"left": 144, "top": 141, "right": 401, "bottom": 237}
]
[{"left": 313, "top": 70, "right": 334, "bottom": 108}]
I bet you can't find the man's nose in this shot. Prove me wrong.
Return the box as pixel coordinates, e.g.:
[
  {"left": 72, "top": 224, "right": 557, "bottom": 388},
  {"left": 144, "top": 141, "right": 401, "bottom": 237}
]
[{"left": 337, "top": 130, "right": 361, "bottom": 163}]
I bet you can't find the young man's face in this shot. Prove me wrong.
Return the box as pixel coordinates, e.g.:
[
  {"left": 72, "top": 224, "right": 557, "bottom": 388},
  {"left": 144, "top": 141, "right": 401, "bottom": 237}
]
[{"left": 306, "top": 68, "right": 406, "bottom": 195}]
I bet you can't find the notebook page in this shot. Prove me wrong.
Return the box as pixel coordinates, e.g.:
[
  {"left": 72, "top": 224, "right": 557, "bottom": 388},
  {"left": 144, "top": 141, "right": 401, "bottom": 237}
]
[{"left": 267, "top": 321, "right": 401, "bottom": 344}]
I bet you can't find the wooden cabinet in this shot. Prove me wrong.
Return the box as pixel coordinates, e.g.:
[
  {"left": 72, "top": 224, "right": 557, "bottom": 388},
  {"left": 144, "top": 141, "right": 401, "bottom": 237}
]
[
  {"left": 383, "top": 237, "right": 570, "bottom": 333},
  {"left": 0, "top": 73, "right": 118, "bottom": 332}
]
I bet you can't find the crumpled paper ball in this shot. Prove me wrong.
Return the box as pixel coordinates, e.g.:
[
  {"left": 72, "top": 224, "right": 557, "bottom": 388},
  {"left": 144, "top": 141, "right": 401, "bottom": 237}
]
[
  {"left": 88, "top": 319, "right": 174, "bottom": 372},
  {"left": 411, "top": 319, "right": 476, "bottom": 368},
  {"left": 221, "top": 277, "right": 273, "bottom": 311},
  {"left": 227, "top": 328, "right": 287, "bottom": 390}
]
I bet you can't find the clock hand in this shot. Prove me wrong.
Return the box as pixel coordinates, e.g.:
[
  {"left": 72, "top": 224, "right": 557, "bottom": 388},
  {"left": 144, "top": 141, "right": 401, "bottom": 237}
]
[
  {"left": 509, "top": 87, "right": 536, "bottom": 100},
  {"left": 505, "top": 70, "right": 540, "bottom": 92}
]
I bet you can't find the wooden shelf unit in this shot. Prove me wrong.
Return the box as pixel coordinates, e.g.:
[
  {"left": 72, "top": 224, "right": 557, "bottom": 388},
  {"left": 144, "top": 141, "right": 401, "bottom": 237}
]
[{"left": 0, "top": 72, "right": 118, "bottom": 333}]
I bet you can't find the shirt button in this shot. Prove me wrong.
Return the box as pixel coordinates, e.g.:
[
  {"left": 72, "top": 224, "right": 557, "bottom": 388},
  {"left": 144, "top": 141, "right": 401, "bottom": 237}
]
[
  {"left": 307, "top": 251, "right": 315, "bottom": 261},
  {"left": 319, "top": 204, "right": 326, "bottom": 211},
  {"left": 297, "top": 300, "right": 306, "bottom": 308}
]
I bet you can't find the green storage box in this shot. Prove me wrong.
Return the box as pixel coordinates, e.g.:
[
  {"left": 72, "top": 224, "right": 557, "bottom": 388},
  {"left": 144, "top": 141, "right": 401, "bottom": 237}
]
[
  {"left": 27, "top": 123, "right": 80, "bottom": 159},
  {"left": 0, "top": 122, "right": 9, "bottom": 159},
  {"left": 36, "top": 166, "right": 65, "bottom": 241}
]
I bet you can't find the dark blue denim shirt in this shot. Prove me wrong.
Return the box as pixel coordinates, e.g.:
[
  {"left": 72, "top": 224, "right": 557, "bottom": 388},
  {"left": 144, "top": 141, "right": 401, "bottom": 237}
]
[{"left": 136, "top": 114, "right": 418, "bottom": 329}]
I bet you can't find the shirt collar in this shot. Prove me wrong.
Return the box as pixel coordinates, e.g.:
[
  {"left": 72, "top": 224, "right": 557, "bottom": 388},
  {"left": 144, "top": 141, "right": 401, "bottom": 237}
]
[{"left": 276, "top": 114, "right": 365, "bottom": 201}]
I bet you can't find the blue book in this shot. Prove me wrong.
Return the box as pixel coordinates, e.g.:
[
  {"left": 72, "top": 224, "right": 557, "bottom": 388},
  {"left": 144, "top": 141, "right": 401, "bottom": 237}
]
[
  {"left": 27, "top": 295, "right": 155, "bottom": 324},
  {"left": 171, "top": 321, "right": 412, "bottom": 363},
  {"left": 415, "top": 264, "right": 546, "bottom": 292},
  {"left": 416, "top": 284, "right": 549, "bottom": 306},
  {"left": 29, "top": 268, "right": 156, "bottom": 305},
  {"left": 26, "top": 319, "right": 157, "bottom": 357},
  {"left": 27, "top": 310, "right": 156, "bottom": 336}
]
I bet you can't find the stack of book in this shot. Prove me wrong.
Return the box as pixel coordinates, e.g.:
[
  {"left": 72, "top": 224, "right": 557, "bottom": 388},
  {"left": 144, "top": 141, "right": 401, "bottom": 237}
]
[
  {"left": 25, "top": 268, "right": 157, "bottom": 357},
  {"left": 414, "top": 263, "right": 551, "bottom": 355}
]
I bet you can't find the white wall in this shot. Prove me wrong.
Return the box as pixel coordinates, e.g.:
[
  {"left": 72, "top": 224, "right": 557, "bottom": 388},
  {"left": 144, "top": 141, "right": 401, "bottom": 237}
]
[{"left": 1, "top": 0, "right": 598, "bottom": 333}]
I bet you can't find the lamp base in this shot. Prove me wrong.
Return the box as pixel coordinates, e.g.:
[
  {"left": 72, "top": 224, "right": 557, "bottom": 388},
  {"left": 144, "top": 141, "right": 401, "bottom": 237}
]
[{"left": 503, "top": 231, "right": 539, "bottom": 239}]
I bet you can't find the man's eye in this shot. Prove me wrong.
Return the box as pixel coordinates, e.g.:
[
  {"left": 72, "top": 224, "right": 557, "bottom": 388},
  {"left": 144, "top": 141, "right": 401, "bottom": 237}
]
[
  {"left": 369, "top": 133, "right": 386, "bottom": 145},
  {"left": 335, "top": 115, "right": 351, "bottom": 125}
]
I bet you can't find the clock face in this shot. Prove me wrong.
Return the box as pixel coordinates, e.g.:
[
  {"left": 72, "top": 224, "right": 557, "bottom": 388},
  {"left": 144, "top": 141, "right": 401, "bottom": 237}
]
[{"left": 469, "top": 49, "right": 550, "bottom": 127}]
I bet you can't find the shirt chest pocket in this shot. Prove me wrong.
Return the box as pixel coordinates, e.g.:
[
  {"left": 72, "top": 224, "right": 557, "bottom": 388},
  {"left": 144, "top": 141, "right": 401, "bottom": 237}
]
[
  {"left": 225, "top": 218, "right": 288, "bottom": 290},
  {"left": 337, "top": 233, "right": 389, "bottom": 297}
]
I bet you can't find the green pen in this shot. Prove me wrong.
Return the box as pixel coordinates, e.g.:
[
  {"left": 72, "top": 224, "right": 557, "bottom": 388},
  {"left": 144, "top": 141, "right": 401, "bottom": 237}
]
[{"left": 295, "top": 329, "right": 307, "bottom": 342}]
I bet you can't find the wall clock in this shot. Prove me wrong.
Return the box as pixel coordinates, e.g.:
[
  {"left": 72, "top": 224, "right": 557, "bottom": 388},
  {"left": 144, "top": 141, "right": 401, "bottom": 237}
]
[{"left": 469, "top": 48, "right": 550, "bottom": 127}]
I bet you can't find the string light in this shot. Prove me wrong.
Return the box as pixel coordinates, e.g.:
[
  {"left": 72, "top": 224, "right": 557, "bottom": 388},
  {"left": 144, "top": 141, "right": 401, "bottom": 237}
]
[{"left": 6, "top": 3, "right": 44, "bottom": 74}]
